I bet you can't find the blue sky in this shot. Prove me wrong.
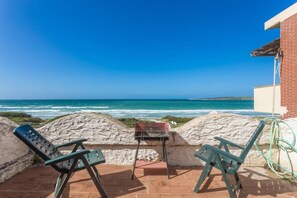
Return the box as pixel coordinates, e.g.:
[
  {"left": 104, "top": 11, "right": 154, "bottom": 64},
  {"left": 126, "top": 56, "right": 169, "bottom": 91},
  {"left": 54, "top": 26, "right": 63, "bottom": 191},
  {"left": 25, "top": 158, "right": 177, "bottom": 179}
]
[{"left": 0, "top": 0, "right": 295, "bottom": 99}]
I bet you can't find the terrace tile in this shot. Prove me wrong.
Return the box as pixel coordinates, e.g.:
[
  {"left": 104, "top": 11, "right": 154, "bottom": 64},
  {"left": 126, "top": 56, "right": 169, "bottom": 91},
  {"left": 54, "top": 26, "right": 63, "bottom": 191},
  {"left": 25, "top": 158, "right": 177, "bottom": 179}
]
[{"left": 0, "top": 165, "right": 296, "bottom": 198}]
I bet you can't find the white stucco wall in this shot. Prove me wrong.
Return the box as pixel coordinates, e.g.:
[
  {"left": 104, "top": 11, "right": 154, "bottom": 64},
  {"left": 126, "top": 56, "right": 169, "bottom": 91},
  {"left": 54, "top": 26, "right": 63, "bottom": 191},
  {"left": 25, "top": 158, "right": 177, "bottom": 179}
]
[
  {"left": 1, "top": 112, "right": 281, "bottom": 183},
  {"left": 254, "top": 85, "right": 287, "bottom": 114},
  {"left": 38, "top": 113, "right": 272, "bottom": 166}
]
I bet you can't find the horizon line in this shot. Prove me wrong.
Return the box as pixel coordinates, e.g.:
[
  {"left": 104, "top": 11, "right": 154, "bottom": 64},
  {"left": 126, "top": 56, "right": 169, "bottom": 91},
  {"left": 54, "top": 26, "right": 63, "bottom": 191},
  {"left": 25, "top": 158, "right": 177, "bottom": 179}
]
[{"left": 0, "top": 97, "right": 254, "bottom": 101}]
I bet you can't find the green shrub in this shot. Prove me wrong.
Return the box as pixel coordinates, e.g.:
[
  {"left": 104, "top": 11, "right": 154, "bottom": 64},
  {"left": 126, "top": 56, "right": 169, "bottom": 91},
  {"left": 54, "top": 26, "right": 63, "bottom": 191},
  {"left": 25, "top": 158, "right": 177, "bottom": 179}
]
[
  {"left": 161, "top": 115, "right": 193, "bottom": 128},
  {"left": 118, "top": 118, "right": 153, "bottom": 128},
  {"left": 0, "top": 112, "right": 32, "bottom": 118},
  {"left": 32, "top": 154, "right": 43, "bottom": 164},
  {"left": 0, "top": 112, "right": 45, "bottom": 127}
]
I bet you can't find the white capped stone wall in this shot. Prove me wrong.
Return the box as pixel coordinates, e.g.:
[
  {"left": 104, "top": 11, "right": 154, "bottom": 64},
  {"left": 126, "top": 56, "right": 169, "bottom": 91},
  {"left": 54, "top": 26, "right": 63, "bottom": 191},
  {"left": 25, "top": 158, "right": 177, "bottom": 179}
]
[
  {"left": 0, "top": 117, "right": 33, "bottom": 183},
  {"left": 38, "top": 113, "right": 272, "bottom": 166},
  {"left": 0, "top": 112, "right": 276, "bottom": 183}
]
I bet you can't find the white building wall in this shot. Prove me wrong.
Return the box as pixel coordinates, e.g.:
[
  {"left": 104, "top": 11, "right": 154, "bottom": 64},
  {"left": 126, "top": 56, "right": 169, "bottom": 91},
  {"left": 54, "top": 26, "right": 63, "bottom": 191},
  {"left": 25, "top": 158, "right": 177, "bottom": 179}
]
[{"left": 254, "top": 85, "right": 286, "bottom": 114}]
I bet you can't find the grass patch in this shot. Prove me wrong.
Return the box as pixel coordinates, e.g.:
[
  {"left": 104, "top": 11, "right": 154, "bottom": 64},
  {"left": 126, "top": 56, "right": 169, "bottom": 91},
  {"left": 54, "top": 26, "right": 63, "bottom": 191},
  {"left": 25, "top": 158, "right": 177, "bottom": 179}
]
[
  {"left": 161, "top": 115, "right": 193, "bottom": 128},
  {"left": 117, "top": 118, "right": 153, "bottom": 128},
  {"left": 118, "top": 116, "right": 193, "bottom": 128},
  {"left": 32, "top": 154, "right": 43, "bottom": 164},
  {"left": 0, "top": 112, "right": 71, "bottom": 127},
  {"left": 0, "top": 112, "right": 45, "bottom": 127},
  {"left": 0, "top": 112, "right": 32, "bottom": 118}
]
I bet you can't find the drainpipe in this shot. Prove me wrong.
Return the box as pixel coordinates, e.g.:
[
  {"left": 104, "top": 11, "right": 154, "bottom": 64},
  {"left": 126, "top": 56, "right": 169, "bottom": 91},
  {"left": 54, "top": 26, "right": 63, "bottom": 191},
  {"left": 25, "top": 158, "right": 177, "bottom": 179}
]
[
  {"left": 272, "top": 52, "right": 282, "bottom": 117},
  {"left": 272, "top": 57, "right": 277, "bottom": 116}
]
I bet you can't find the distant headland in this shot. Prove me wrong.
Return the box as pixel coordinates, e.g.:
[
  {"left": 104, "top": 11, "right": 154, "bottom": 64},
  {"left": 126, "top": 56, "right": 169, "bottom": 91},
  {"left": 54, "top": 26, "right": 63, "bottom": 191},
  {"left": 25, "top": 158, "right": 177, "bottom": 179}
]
[{"left": 190, "top": 97, "right": 254, "bottom": 101}]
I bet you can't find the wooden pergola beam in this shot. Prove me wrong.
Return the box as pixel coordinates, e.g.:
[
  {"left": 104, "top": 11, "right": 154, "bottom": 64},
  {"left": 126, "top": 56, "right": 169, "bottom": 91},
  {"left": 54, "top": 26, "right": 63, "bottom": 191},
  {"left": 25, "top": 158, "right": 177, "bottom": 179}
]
[{"left": 251, "top": 39, "right": 280, "bottom": 57}]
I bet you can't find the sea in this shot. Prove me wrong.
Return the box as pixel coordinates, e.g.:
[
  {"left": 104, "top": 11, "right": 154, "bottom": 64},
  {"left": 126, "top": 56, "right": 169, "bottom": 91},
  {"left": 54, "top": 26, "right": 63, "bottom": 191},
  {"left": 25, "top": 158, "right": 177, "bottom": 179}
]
[{"left": 0, "top": 99, "right": 270, "bottom": 119}]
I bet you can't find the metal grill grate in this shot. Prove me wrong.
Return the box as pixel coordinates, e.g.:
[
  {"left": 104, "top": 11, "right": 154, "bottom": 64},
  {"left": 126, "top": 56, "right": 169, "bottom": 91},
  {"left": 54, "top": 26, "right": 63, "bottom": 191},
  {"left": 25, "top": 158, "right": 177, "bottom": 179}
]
[{"left": 134, "top": 122, "right": 169, "bottom": 140}]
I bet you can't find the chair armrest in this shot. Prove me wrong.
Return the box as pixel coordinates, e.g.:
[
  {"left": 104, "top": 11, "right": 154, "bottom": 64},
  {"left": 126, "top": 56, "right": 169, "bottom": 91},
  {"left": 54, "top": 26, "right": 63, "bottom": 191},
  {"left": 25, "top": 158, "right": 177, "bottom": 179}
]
[
  {"left": 55, "top": 138, "right": 87, "bottom": 149},
  {"left": 214, "top": 137, "right": 245, "bottom": 150},
  {"left": 204, "top": 144, "right": 244, "bottom": 164},
  {"left": 45, "top": 150, "right": 90, "bottom": 166}
]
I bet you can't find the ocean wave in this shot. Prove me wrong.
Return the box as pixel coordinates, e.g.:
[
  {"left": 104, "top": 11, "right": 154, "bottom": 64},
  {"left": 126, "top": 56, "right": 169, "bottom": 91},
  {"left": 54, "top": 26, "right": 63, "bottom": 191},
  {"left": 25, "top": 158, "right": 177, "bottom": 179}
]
[
  {"left": 0, "top": 106, "right": 52, "bottom": 109},
  {"left": 0, "top": 107, "right": 25, "bottom": 109},
  {"left": 78, "top": 109, "right": 260, "bottom": 118},
  {"left": 0, "top": 106, "right": 109, "bottom": 109},
  {"left": 79, "top": 109, "right": 255, "bottom": 113},
  {"left": 8, "top": 109, "right": 61, "bottom": 112},
  {"left": 51, "top": 106, "right": 109, "bottom": 109}
]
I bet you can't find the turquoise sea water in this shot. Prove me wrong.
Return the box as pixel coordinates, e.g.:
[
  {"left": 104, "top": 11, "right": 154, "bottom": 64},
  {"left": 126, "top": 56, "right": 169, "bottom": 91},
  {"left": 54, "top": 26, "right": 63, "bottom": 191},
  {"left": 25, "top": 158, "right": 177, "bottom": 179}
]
[{"left": 0, "top": 99, "right": 269, "bottom": 119}]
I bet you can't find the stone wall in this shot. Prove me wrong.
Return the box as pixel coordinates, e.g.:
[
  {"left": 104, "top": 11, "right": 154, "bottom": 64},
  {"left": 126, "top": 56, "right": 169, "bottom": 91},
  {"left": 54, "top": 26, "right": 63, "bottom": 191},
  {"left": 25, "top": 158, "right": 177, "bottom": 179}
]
[
  {"left": 0, "top": 117, "right": 33, "bottom": 183},
  {"left": 39, "top": 113, "right": 272, "bottom": 166},
  {"left": 1, "top": 112, "right": 277, "bottom": 183}
]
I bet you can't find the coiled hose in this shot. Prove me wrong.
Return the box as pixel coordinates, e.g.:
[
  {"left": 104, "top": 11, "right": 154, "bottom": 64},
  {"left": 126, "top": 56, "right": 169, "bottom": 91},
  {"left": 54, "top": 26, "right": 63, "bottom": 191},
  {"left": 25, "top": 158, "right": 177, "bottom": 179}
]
[{"left": 254, "top": 117, "right": 297, "bottom": 179}]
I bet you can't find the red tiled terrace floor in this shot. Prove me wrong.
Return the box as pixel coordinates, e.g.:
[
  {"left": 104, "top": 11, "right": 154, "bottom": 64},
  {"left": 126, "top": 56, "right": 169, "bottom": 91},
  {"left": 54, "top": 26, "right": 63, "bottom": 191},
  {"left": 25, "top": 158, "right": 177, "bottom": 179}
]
[{"left": 0, "top": 163, "right": 296, "bottom": 198}]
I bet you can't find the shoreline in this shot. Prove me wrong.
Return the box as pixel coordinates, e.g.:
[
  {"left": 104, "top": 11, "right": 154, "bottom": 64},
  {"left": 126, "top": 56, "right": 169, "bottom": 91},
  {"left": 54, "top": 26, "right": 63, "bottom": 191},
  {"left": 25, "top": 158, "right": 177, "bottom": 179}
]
[
  {"left": 0, "top": 109, "right": 269, "bottom": 120},
  {"left": 0, "top": 99, "right": 269, "bottom": 119},
  {"left": 0, "top": 111, "right": 270, "bottom": 129}
]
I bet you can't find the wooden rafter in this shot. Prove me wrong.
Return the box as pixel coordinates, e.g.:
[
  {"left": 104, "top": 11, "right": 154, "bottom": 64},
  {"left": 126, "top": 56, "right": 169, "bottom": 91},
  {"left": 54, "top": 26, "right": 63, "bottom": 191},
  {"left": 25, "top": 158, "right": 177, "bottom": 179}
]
[{"left": 251, "top": 39, "right": 280, "bottom": 57}]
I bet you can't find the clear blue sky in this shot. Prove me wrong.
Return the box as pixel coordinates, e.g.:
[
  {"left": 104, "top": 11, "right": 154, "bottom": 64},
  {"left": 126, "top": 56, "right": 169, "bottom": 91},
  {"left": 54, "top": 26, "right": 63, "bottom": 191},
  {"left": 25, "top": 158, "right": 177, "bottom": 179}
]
[{"left": 0, "top": 0, "right": 295, "bottom": 99}]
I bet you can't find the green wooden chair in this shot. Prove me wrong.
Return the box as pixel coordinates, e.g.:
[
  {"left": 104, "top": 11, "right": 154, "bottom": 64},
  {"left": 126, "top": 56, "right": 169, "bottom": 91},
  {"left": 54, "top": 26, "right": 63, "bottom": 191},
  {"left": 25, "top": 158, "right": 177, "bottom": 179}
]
[
  {"left": 13, "top": 124, "right": 107, "bottom": 198},
  {"left": 193, "top": 121, "right": 265, "bottom": 198}
]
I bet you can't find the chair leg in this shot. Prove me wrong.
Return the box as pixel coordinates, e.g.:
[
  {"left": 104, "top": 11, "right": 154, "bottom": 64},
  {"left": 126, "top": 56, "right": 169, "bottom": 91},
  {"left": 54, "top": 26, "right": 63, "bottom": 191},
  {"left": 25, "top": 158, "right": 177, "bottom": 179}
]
[
  {"left": 81, "top": 157, "right": 107, "bottom": 198},
  {"left": 55, "top": 159, "right": 78, "bottom": 198},
  {"left": 163, "top": 140, "right": 170, "bottom": 179},
  {"left": 92, "top": 166, "right": 104, "bottom": 191},
  {"left": 92, "top": 166, "right": 101, "bottom": 179},
  {"left": 54, "top": 173, "right": 64, "bottom": 196},
  {"left": 207, "top": 165, "right": 213, "bottom": 176},
  {"left": 194, "top": 153, "right": 213, "bottom": 193},
  {"left": 131, "top": 140, "right": 140, "bottom": 179},
  {"left": 234, "top": 172, "right": 242, "bottom": 189},
  {"left": 215, "top": 155, "right": 235, "bottom": 198},
  {"left": 221, "top": 170, "right": 235, "bottom": 198}
]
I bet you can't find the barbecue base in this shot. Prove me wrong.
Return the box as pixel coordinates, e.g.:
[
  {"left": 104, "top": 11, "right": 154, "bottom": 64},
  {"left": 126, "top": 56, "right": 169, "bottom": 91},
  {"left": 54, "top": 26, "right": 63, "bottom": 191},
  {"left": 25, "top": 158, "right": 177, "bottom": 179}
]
[{"left": 131, "top": 139, "right": 170, "bottom": 179}]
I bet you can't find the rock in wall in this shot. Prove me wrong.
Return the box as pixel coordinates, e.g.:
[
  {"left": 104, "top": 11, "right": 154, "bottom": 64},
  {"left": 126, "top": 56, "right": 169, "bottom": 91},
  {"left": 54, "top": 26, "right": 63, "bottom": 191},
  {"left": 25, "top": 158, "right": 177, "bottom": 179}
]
[
  {"left": 38, "top": 113, "right": 134, "bottom": 145},
  {"left": 0, "top": 117, "right": 32, "bottom": 183},
  {"left": 175, "top": 113, "right": 268, "bottom": 145}
]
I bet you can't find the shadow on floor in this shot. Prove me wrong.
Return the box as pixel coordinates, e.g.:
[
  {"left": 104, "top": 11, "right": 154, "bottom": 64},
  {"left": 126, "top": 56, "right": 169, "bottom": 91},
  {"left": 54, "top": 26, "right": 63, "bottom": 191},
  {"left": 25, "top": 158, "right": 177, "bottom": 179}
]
[
  {"left": 237, "top": 168, "right": 296, "bottom": 197},
  {"left": 0, "top": 166, "right": 58, "bottom": 197},
  {"left": 1, "top": 165, "right": 295, "bottom": 198},
  {"left": 196, "top": 167, "right": 296, "bottom": 198},
  {"left": 134, "top": 161, "right": 179, "bottom": 179},
  {"left": 60, "top": 169, "right": 146, "bottom": 198},
  {"left": 99, "top": 169, "right": 146, "bottom": 198}
]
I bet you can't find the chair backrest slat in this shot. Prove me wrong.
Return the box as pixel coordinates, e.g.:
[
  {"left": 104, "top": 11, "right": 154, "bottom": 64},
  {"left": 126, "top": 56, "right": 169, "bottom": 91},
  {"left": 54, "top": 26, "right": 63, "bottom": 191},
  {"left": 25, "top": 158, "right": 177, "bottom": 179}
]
[
  {"left": 239, "top": 121, "right": 265, "bottom": 160},
  {"left": 13, "top": 124, "right": 65, "bottom": 171}
]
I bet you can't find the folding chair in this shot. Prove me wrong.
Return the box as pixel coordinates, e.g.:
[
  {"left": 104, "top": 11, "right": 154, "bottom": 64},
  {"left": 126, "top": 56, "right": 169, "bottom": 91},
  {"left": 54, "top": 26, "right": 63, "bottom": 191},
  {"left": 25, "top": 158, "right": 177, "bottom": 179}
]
[
  {"left": 194, "top": 121, "right": 265, "bottom": 198},
  {"left": 13, "top": 124, "right": 107, "bottom": 198}
]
